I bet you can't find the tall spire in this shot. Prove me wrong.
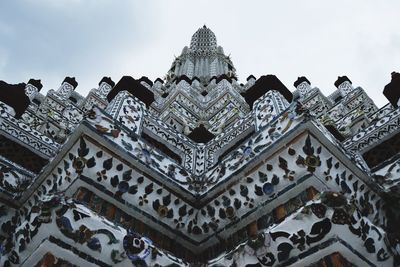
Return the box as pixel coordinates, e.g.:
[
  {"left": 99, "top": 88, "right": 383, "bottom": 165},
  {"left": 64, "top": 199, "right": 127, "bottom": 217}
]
[{"left": 166, "top": 26, "right": 236, "bottom": 84}]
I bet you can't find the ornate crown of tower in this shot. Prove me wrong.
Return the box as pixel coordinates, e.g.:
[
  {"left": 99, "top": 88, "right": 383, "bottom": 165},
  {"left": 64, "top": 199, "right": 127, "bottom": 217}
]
[{"left": 166, "top": 25, "right": 236, "bottom": 84}]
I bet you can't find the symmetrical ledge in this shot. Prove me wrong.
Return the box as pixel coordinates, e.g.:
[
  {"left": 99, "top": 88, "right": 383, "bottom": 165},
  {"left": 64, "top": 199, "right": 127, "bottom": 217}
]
[
  {"left": 11, "top": 195, "right": 187, "bottom": 267},
  {"left": 0, "top": 102, "right": 60, "bottom": 159},
  {"left": 208, "top": 192, "right": 392, "bottom": 266}
]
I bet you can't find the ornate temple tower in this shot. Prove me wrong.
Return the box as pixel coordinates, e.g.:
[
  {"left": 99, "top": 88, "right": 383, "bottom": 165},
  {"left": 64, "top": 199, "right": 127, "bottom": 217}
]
[
  {"left": 0, "top": 26, "right": 400, "bottom": 267},
  {"left": 167, "top": 25, "right": 236, "bottom": 83}
]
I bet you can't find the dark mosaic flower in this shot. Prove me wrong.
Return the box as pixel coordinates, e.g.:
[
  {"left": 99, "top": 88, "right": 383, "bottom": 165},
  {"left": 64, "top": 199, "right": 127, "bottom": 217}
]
[
  {"left": 72, "top": 157, "right": 87, "bottom": 173},
  {"left": 225, "top": 206, "right": 236, "bottom": 220},
  {"left": 138, "top": 194, "right": 148, "bottom": 206},
  {"left": 118, "top": 181, "right": 130, "bottom": 193},
  {"left": 123, "top": 230, "right": 152, "bottom": 262},
  {"left": 183, "top": 175, "right": 217, "bottom": 193},
  {"left": 157, "top": 205, "right": 169, "bottom": 218},
  {"left": 262, "top": 183, "right": 274, "bottom": 195},
  {"left": 305, "top": 155, "right": 321, "bottom": 168},
  {"left": 96, "top": 169, "right": 108, "bottom": 182}
]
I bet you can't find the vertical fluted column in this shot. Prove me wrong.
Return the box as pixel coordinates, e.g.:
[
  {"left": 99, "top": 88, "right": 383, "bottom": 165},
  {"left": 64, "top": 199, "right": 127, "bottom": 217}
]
[
  {"left": 294, "top": 76, "right": 312, "bottom": 99},
  {"left": 24, "top": 79, "right": 43, "bottom": 101},
  {"left": 57, "top": 77, "right": 78, "bottom": 99},
  {"left": 97, "top": 77, "right": 115, "bottom": 99},
  {"left": 334, "top": 76, "right": 354, "bottom": 97}
]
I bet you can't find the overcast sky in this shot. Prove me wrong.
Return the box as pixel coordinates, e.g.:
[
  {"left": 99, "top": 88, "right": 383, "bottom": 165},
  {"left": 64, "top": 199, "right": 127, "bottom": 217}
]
[{"left": 0, "top": 0, "right": 399, "bottom": 107}]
